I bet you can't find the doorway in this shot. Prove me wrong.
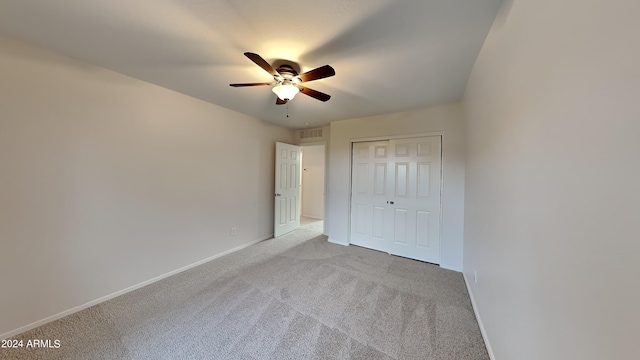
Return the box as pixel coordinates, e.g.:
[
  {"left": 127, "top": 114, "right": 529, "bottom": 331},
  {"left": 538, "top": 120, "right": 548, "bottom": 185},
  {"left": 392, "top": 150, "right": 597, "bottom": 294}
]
[{"left": 301, "top": 144, "right": 326, "bottom": 231}]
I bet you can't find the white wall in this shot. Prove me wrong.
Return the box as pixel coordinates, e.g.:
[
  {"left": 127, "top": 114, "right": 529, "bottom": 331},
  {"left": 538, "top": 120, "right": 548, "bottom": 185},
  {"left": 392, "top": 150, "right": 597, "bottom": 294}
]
[
  {"left": 326, "top": 103, "right": 466, "bottom": 271},
  {"left": 301, "top": 145, "right": 325, "bottom": 219},
  {"left": 0, "top": 35, "right": 293, "bottom": 338},
  {"left": 462, "top": 0, "right": 640, "bottom": 359}
]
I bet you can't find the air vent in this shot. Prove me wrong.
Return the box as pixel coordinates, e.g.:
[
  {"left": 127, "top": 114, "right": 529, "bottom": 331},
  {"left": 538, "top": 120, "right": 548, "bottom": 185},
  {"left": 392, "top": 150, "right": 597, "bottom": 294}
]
[{"left": 300, "top": 128, "right": 323, "bottom": 139}]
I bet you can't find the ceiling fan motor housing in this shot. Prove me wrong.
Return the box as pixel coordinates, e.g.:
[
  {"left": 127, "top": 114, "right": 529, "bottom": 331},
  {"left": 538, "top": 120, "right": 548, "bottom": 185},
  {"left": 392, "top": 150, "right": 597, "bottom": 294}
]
[{"left": 275, "top": 64, "right": 298, "bottom": 80}]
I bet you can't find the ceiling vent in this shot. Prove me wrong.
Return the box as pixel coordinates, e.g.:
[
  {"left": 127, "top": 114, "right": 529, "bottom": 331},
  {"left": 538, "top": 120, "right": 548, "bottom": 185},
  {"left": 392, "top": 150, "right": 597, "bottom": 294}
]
[{"left": 299, "top": 128, "right": 323, "bottom": 140}]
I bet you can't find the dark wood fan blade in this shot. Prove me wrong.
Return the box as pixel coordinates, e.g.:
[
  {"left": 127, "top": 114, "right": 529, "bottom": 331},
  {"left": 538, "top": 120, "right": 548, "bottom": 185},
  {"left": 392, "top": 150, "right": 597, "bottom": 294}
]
[
  {"left": 229, "top": 82, "right": 273, "bottom": 87},
  {"left": 244, "top": 52, "right": 280, "bottom": 77},
  {"left": 299, "top": 86, "right": 331, "bottom": 102},
  {"left": 298, "top": 65, "right": 335, "bottom": 82},
  {"left": 276, "top": 97, "right": 288, "bottom": 105}
]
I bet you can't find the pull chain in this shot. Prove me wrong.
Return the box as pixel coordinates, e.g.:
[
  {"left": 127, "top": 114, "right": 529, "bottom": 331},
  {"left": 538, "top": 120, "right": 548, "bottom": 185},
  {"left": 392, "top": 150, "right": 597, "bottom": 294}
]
[{"left": 286, "top": 103, "right": 290, "bottom": 118}]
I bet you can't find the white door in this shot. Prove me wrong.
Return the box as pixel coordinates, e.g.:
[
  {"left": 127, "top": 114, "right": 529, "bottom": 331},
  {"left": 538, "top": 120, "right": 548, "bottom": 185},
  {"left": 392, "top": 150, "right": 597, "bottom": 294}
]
[
  {"left": 274, "top": 142, "right": 301, "bottom": 237},
  {"left": 350, "top": 136, "right": 442, "bottom": 263},
  {"left": 350, "top": 141, "right": 394, "bottom": 252}
]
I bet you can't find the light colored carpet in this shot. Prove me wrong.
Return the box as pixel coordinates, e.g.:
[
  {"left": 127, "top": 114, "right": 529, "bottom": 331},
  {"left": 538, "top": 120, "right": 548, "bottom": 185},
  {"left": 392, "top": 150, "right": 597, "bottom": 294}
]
[{"left": 1, "top": 219, "right": 488, "bottom": 359}]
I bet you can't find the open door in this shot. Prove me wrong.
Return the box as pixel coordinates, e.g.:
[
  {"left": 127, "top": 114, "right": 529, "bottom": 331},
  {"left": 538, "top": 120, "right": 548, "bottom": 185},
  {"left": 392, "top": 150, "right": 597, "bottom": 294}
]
[{"left": 274, "top": 142, "right": 301, "bottom": 237}]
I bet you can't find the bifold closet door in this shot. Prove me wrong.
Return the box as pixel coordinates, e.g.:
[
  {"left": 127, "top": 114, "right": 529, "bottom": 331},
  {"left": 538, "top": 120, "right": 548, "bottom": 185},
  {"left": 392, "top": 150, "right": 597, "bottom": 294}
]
[{"left": 349, "top": 136, "right": 442, "bottom": 264}]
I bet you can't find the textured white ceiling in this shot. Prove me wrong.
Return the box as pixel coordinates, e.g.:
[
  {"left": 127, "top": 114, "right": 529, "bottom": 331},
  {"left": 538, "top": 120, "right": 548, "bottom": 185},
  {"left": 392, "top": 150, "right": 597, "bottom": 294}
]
[{"left": 0, "top": 0, "right": 503, "bottom": 129}]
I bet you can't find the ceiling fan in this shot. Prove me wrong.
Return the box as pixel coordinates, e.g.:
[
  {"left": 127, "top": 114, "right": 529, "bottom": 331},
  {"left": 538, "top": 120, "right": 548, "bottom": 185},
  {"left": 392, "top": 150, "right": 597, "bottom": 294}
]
[{"left": 230, "top": 52, "right": 335, "bottom": 105}]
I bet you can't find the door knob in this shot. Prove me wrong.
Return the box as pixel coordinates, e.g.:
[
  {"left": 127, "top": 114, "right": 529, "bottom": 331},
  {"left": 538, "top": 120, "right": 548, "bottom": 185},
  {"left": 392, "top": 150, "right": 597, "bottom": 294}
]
[
  {"left": 387, "top": 201, "right": 394, "bottom": 204},
  {"left": 275, "top": 193, "right": 281, "bottom": 197}
]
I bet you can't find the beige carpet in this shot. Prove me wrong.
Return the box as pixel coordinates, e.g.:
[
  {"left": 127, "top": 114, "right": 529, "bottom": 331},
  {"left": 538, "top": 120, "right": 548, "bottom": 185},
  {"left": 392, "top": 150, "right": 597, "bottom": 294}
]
[{"left": 1, "top": 219, "right": 488, "bottom": 359}]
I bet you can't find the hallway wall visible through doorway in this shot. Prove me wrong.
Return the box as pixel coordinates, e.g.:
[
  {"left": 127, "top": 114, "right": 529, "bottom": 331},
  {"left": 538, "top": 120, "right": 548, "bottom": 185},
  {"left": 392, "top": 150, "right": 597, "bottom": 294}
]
[{"left": 301, "top": 144, "right": 325, "bottom": 220}]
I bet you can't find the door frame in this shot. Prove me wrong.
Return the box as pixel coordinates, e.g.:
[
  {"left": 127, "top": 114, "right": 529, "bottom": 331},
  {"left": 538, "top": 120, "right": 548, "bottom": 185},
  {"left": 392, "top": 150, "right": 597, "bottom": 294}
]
[{"left": 347, "top": 132, "right": 444, "bottom": 255}]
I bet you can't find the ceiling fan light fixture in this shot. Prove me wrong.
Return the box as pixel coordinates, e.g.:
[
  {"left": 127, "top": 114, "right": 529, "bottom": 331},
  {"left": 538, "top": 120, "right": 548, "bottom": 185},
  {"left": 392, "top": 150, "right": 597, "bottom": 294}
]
[{"left": 272, "top": 84, "right": 299, "bottom": 101}]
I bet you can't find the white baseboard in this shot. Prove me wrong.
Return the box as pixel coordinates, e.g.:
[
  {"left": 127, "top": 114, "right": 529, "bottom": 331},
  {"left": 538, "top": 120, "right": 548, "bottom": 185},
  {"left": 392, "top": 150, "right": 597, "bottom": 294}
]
[
  {"left": 327, "top": 237, "right": 349, "bottom": 246},
  {"left": 0, "top": 236, "right": 271, "bottom": 340},
  {"left": 301, "top": 215, "right": 324, "bottom": 220},
  {"left": 440, "top": 263, "right": 462, "bottom": 272},
  {"left": 463, "top": 272, "right": 496, "bottom": 360}
]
